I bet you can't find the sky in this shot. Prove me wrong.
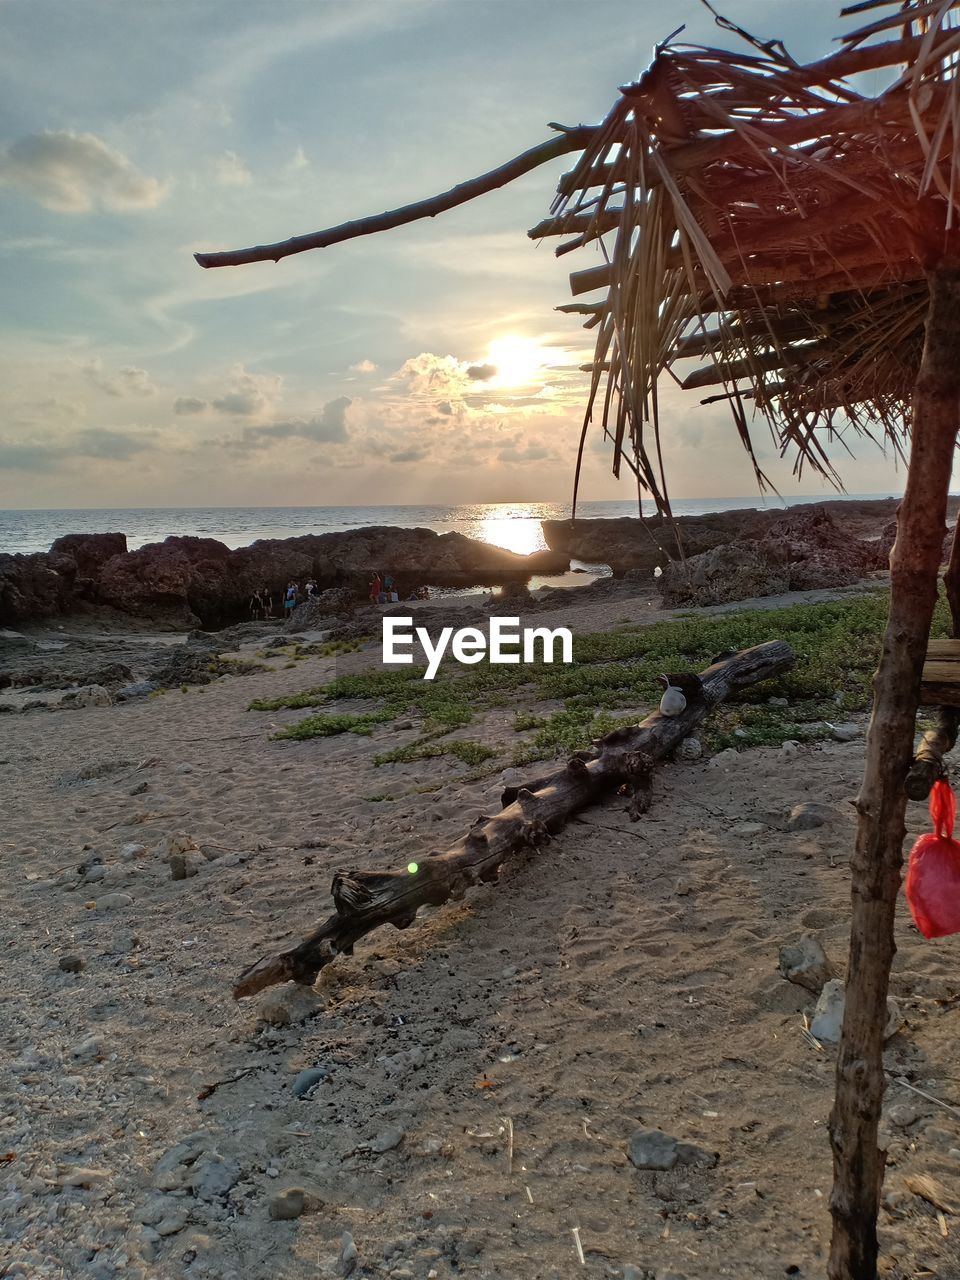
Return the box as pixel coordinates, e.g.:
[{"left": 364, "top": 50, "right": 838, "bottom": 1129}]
[{"left": 0, "top": 0, "right": 914, "bottom": 511}]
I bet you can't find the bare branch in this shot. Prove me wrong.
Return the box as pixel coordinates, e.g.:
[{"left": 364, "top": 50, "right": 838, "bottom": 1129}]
[{"left": 194, "top": 126, "right": 596, "bottom": 270}]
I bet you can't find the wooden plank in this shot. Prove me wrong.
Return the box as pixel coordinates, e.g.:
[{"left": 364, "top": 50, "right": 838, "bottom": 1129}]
[
  {"left": 919, "top": 641, "right": 960, "bottom": 705},
  {"left": 926, "top": 639, "right": 960, "bottom": 660}
]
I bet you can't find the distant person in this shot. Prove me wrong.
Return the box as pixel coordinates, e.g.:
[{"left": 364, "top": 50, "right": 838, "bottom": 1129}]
[
  {"left": 383, "top": 571, "right": 399, "bottom": 603},
  {"left": 284, "top": 582, "right": 298, "bottom": 617},
  {"left": 249, "top": 589, "right": 263, "bottom": 621},
  {"left": 369, "top": 572, "right": 381, "bottom": 605},
  {"left": 416, "top": 585, "right": 430, "bottom": 601},
  {"left": 305, "top": 579, "right": 318, "bottom": 599},
  {"left": 261, "top": 587, "right": 273, "bottom": 619}
]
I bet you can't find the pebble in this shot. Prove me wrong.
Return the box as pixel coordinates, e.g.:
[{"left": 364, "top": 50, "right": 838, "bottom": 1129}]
[
  {"left": 887, "top": 1101, "right": 925, "bottom": 1129},
  {"left": 628, "top": 1128, "right": 681, "bottom": 1171},
  {"left": 93, "top": 892, "right": 134, "bottom": 912},
  {"left": 676, "top": 737, "right": 702, "bottom": 761},
  {"left": 292, "top": 1066, "right": 330, "bottom": 1098},
  {"left": 337, "top": 1231, "right": 359, "bottom": 1276},
  {"left": 168, "top": 853, "right": 198, "bottom": 881},
  {"left": 258, "top": 982, "right": 323, "bottom": 1027},
  {"left": 830, "top": 722, "right": 861, "bottom": 742},
  {"left": 189, "top": 1154, "right": 240, "bottom": 1199},
  {"left": 155, "top": 1211, "right": 188, "bottom": 1236},
  {"left": 732, "top": 822, "right": 765, "bottom": 838},
  {"left": 811, "top": 979, "right": 903, "bottom": 1044},
  {"left": 628, "top": 1128, "right": 717, "bottom": 1172},
  {"left": 786, "top": 802, "right": 832, "bottom": 832},
  {"left": 59, "top": 954, "right": 84, "bottom": 973},
  {"left": 120, "top": 842, "right": 147, "bottom": 860},
  {"left": 369, "top": 1125, "right": 405, "bottom": 1153},
  {"left": 72, "top": 1035, "right": 102, "bottom": 1061},
  {"left": 779, "top": 934, "right": 833, "bottom": 993},
  {"left": 780, "top": 740, "right": 800, "bottom": 760},
  {"left": 268, "top": 1186, "right": 306, "bottom": 1220},
  {"left": 707, "top": 747, "right": 740, "bottom": 769}
]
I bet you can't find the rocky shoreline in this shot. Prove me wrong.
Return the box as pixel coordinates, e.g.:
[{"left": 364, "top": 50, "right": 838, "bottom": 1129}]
[
  {"left": 3, "top": 497, "right": 948, "bottom": 635},
  {"left": 0, "top": 527, "right": 568, "bottom": 630}
]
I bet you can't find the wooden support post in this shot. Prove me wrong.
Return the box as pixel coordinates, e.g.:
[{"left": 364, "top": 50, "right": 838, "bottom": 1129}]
[{"left": 828, "top": 268, "right": 960, "bottom": 1280}]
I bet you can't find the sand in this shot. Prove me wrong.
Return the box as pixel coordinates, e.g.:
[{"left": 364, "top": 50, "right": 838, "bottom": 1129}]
[{"left": 3, "top": 584, "right": 960, "bottom": 1280}]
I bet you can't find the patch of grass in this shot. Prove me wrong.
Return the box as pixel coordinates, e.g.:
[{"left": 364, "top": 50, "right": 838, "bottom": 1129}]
[
  {"left": 374, "top": 738, "right": 499, "bottom": 767},
  {"left": 273, "top": 710, "right": 393, "bottom": 740},
  {"left": 253, "top": 590, "right": 950, "bottom": 768}
]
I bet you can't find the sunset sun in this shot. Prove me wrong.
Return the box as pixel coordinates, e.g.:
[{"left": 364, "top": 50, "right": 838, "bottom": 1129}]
[{"left": 486, "top": 335, "right": 545, "bottom": 388}]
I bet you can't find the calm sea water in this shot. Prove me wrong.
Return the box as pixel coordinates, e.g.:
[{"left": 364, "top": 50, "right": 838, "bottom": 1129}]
[{"left": 0, "top": 495, "right": 901, "bottom": 558}]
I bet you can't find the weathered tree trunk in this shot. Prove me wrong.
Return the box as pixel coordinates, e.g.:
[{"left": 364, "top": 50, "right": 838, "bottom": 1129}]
[
  {"left": 233, "top": 639, "right": 794, "bottom": 1000},
  {"left": 828, "top": 268, "right": 960, "bottom": 1280}
]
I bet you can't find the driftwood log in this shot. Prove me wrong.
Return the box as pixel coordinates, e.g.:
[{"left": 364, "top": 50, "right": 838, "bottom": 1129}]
[{"left": 234, "top": 639, "right": 794, "bottom": 999}]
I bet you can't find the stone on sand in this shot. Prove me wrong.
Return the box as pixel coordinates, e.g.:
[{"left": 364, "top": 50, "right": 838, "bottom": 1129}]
[
  {"left": 268, "top": 1186, "right": 307, "bottom": 1220},
  {"left": 778, "top": 934, "right": 833, "bottom": 994},
  {"left": 786, "top": 802, "right": 832, "bottom": 831},
  {"left": 811, "top": 978, "right": 903, "bottom": 1044},
  {"left": 257, "top": 981, "right": 323, "bottom": 1027},
  {"left": 292, "top": 1066, "right": 329, "bottom": 1097},
  {"left": 628, "top": 1128, "right": 717, "bottom": 1172}
]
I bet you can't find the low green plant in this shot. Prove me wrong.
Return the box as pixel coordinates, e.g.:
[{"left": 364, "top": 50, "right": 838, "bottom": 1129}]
[{"left": 253, "top": 590, "right": 943, "bottom": 768}]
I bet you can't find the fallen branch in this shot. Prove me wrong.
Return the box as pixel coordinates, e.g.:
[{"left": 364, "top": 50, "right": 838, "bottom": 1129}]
[
  {"left": 195, "top": 126, "right": 596, "bottom": 270},
  {"left": 233, "top": 639, "right": 793, "bottom": 999}
]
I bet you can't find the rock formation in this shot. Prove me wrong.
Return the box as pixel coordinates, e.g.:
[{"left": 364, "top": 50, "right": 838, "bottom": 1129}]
[{"left": 0, "top": 527, "right": 568, "bottom": 629}]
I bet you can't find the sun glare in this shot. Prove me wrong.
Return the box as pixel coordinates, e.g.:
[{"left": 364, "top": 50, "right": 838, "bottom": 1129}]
[{"left": 487, "top": 336, "right": 545, "bottom": 388}]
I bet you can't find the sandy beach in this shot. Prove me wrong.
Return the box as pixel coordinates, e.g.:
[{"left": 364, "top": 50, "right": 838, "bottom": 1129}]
[{"left": 4, "top": 580, "right": 960, "bottom": 1280}]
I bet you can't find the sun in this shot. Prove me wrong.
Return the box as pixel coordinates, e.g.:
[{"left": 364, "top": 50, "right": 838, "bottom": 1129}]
[{"left": 486, "top": 336, "right": 545, "bottom": 388}]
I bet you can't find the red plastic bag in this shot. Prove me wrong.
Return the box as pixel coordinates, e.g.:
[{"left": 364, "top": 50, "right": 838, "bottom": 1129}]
[{"left": 905, "top": 779, "right": 960, "bottom": 939}]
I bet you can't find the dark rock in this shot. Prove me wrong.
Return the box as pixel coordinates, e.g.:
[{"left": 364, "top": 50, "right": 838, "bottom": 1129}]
[
  {"left": 292, "top": 1066, "right": 329, "bottom": 1098},
  {"left": 543, "top": 497, "right": 914, "bottom": 579},
  {"left": 2, "top": 526, "right": 568, "bottom": 628},
  {"left": 59, "top": 955, "right": 84, "bottom": 973},
  {"left": 628, "top": 1129, "right": 680, "bottom": 1171},
  {"left": 658, "top": 508, "right": 885, "bottom": 607},
  {"left": 49, "top": 532, "right": 127, "bottom": 576},
  {"left": 268, "top": 1187, "right": 306, "bottom": 1220}
]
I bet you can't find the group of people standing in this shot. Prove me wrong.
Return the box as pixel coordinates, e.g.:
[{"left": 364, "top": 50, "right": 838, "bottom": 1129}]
[
  {"left": 249, "top": 571, "right": 429, "bottom": 620},
  {"left": 249, "top": 579, "right": 320, "bottom": 620}
]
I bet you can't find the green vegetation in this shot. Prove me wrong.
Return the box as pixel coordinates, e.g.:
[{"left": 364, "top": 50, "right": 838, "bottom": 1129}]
[{"left": 250, "top": 591, "right": 949, "bottom": 770}]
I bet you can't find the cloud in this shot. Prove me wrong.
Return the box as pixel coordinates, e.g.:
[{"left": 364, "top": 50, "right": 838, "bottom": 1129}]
[
  {"left": 286, "top": 146, "right": 309, "bottom": 173},
  {"left": 240, "top": 396, "right": 352, "bottom": 447},
  {"left": 0, "top": 131, "right": 166, "bottom": 212},
  {"left": 389, "top": 447, "right": 428, "bottom": 463},
  {"left": 173, "top": 396, "right": 207, "bottom": 415},
  {"left": 349, "top": 359, "right": 377, "bottom": 374},
  {"left": 0, "top": 440, "right": 58, "bottom": 471},
  {"left": 212, "top": 366, "right": 283, "bottom": 417},
  {"left": 496, "top": 442, "right": 553, "bottom": 463},
  {"left": 467, "top": 362, "right": 497, "bottom": 381},
  {"left": 73, "top": 428, "right": 154, "bottom": 460},
  {"left": 82, "top": 359, "right": 157, "bottom": 397},
  {"left": 215, "top": 150, "right": 252, "bottom": 187},
  {"left": 0, "top": 427, "right": 154, "bottom": 471}
]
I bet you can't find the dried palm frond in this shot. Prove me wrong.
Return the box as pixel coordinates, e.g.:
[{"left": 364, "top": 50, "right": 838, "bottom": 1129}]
[{"left": 534, "top": 0, "right": 960, "bottom": 513}]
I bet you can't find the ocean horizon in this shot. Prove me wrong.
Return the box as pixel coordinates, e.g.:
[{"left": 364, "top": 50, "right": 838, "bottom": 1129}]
[{"left": 0, "top": 493, "right": 904, "bottom": 558}]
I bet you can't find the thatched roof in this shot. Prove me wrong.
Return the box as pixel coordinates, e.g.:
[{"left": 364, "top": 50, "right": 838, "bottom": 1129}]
[{"left": 535, "top": 0, "right": 960, "bottom": 512}]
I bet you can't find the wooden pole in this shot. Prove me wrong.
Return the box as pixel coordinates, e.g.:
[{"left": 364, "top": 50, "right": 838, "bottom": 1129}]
[{"left": 828, "top": 267, "right": 960, "bottom": 1280}]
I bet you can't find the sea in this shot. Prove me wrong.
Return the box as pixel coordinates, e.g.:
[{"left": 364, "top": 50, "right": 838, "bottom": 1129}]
[{"left": 0, "top": 494, "right": 902, "bottom": 559}]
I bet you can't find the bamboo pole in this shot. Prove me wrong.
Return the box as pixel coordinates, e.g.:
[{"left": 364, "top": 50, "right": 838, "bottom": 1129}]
[{"left": 828, "top": 266, "right": 960, "bottom": 1280}]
